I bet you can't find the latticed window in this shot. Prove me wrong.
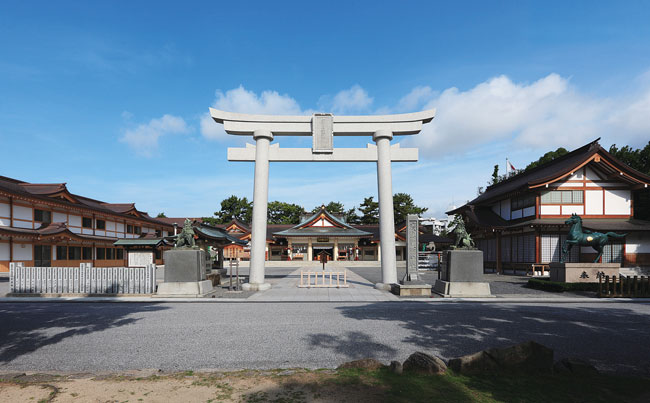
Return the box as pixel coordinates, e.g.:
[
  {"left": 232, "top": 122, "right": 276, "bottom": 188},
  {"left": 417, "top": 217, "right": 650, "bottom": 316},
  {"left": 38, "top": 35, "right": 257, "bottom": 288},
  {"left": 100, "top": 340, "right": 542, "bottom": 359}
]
[
  {"left": 541, "top": 234, "right": 579, "bottom": 263},
  {"left": 602, "top": 240, "right": 624, "bottom": 263},
  {"left": 541, "top": 190, "right": 583, "bottom": 204}
]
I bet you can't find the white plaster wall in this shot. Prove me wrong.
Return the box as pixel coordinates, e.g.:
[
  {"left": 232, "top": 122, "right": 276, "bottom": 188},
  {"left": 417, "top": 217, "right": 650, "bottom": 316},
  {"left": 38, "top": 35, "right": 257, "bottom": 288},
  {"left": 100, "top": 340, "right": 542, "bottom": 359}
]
[
  {"left": 13, "top": 243, "right": 32, "bottom": 260},
  {"left": 53, "top": 211, "right": 67, "bottom": 223},
  {"left": 13, "top": 220, "right": 32, "bottom": 229},
  {"left": 106, "top": 231, "right": 116, "bottom": 237},
  {"left": 13, "top": 205, "right": 32, "bottom": 220},
  {"left": 82, "top": 228, "right": 93, "bottom": 235},
  {"left": 586, "top": 182, "right": 600, "bottom": 187},
  {"left": 562, "top": 205, "right": 584, "bottom": 215},
  {"left": 69, "top": 215, "right": 81, "bottom": 227},
  {"left": 0, "top": 218, "right": 9, "bottom": 226},
  {"left": 70, "top": 226, "right": 81, "bottom": 234},
  {"left": 0, "top": 202, "right": 9, "bottom": 217},
  {"left": 95, "top": 230, "right": 105, "bottom": 237},
  {"left": 0, "top": 243, "right": 9, "bottom": 260},
  {"left": 626, "top": 233, "right": 650, "bottom": 253},
  {"left": 557, "top": 180, "right": 573, "bottom": 188},
  {"left": 500, "top": 199, "right": 511, "bottom": 220},
  {"left": 116, "top": 222, "right": 124, "bottom": 232},
  {"left": 106, "top": 221, "right": 116, "bottom": 231},
  {"left": 116, "top": 232, "right": 125, "bottom": 238},
  {"left": 569, "top": 171, "right": 583, "bottom": 180},
  {"left": 604, "top": 189, "right": 631, "bottom": 215},
  {"left": 511, "top": 209, "right": 522, "bottom": 220},
  {"left": 585, "top": 190, "right": 603, "bottom": 215},
  {"left": 540, "top": 205, "right": 560, "bottom": 215},
  {"left": 523, "top": 206, "right": 535, "bottom": 217},
  {"left": 585, "top": 167, "right": 602, "bottom": 181}
]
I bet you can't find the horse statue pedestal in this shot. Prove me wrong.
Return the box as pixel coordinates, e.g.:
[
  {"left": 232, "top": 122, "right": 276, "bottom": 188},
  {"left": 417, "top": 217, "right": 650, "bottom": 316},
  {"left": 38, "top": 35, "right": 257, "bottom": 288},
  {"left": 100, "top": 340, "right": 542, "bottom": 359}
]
[
  {"left": 550, "top": 262, "right": 620, "bottom": 283},
  {"left": 156, "top": 249, "right": 216, "bottom": 297},
  {"left": 433, "top": 250, "right": 493, "bottom": 297}
]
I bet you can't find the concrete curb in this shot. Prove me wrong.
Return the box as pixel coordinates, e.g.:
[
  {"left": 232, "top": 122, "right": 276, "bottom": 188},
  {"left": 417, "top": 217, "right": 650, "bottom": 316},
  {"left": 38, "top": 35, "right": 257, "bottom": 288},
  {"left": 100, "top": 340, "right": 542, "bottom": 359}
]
[{"left": 1, "top": 296, "right": 650, "bottom": 304}]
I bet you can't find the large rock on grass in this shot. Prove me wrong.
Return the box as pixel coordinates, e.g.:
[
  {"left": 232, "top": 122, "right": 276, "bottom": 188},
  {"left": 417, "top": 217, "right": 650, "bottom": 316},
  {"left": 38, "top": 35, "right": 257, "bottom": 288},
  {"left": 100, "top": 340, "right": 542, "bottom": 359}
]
[
  {"left": 403, "top": 352, "right": 447, "bottom": 375},
  {"left": 337, "top": 358, "right": 385, "bottom": 371},
  {"left": 449, "top": 341, "right": 554, "bottom": 375},
  {"left": 554, "top": 358, "right": 599, "bottom": 376}
]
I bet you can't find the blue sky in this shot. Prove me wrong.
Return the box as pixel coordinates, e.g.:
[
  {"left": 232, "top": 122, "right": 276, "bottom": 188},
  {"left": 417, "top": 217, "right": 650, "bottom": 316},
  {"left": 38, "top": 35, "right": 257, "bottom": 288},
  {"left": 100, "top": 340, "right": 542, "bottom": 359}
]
[{"left": 2, "top": 1, "right": 650, "bottom": 218}]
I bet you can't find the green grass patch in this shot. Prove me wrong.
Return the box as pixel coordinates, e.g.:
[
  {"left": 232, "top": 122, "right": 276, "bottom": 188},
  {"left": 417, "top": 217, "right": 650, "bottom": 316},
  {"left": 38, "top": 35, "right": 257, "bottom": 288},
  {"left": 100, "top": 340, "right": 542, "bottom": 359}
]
[
  {"left": 333, "top": 367, "right": 650, "bottom": 403},
  {"left": 526, "top": 278, "right": 599, "bottom": 293}
]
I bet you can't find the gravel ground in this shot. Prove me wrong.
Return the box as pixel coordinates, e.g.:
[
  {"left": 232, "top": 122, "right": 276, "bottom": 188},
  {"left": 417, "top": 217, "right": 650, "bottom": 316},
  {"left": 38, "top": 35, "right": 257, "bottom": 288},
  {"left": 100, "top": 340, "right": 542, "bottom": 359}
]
[
  {"left": 1, "top": 301, "right": 650, "bottom": 375},
  {"left": 346, "top": 266, "right": 585, "bottom": 296}
]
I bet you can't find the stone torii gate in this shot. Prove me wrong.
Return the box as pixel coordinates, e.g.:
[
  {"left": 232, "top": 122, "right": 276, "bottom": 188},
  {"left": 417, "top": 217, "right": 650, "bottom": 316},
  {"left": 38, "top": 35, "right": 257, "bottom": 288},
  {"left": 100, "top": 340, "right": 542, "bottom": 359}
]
[{"left": 210, "top": 108, "right": 436, "bottom": 291}]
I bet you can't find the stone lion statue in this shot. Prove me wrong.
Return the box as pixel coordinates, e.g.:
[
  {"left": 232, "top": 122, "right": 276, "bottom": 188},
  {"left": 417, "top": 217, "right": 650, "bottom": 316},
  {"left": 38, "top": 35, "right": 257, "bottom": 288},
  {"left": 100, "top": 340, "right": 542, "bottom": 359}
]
[
  {"left": 450, "top": 215, "right": 475, "bottom": 249},
  {"left": 175, "top": 218, "right": 196, "bottom": 248}
]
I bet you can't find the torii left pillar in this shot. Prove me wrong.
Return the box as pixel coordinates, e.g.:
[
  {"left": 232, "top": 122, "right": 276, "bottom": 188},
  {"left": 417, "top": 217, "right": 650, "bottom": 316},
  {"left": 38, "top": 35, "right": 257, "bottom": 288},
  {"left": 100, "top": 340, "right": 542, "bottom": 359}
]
[{"left": 248, "top": 129, "right": 273, "bottom": 290}]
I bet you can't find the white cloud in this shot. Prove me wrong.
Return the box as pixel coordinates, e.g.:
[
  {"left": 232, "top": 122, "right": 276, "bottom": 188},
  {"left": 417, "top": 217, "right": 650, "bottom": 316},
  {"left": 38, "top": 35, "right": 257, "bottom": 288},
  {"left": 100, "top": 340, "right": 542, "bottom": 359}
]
[
  {"left": 201, "top": 86, "right": 303, "bottom": 141},
  {"left": 403, "top": 73, "right": 650, "bottom": 158},
  {"left": 317, "top": 84, "right": 374, "bottom": 115},
  {"left": 120, "top": 114, "right": 190, "bottom": 156}
]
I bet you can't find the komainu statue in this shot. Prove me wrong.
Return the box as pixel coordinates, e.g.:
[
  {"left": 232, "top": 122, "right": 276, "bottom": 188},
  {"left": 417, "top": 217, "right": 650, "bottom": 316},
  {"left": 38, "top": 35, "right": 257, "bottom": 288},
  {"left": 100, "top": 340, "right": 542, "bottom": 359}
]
[
  {"left": 561, "top": 214, "right": 626, "bottom": 263},
  {"left": 450, "top": 215, "right": 475, "bottom": 249},
  {"left": 175, "top": 218, "right": 197, "bottom": 248}
]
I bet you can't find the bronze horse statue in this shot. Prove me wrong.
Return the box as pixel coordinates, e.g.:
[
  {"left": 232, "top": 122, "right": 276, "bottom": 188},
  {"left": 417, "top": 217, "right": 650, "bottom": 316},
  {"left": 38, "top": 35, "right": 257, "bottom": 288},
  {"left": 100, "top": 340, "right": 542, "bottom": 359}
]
[{"left": 561, "top": 214, "right": 625, "bottom": 263}]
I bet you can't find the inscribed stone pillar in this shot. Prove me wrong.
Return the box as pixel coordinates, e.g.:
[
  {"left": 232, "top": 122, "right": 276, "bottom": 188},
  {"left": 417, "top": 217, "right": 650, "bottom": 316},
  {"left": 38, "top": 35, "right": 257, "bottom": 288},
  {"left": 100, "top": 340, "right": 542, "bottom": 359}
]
[
  {"left": 244, "top": 129, "right": 273, "bottom": 291},
  {"left": 374, "top": 130, "right": 397, "bottom": 289}
]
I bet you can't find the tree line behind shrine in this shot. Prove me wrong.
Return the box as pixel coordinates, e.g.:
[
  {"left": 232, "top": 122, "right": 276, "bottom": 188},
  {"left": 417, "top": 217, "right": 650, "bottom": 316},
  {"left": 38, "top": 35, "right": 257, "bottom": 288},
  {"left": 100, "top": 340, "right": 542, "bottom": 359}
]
[{"left": 201, "top": 193, "right": 428, "bottom": 226}]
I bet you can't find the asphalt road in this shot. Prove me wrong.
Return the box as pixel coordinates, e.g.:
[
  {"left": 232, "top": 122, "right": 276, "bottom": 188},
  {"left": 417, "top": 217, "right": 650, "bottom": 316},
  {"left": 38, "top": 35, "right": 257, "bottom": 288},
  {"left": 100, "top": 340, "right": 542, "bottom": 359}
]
[{"left": 1, "top": 301, "right": 650, "bottom": 375}]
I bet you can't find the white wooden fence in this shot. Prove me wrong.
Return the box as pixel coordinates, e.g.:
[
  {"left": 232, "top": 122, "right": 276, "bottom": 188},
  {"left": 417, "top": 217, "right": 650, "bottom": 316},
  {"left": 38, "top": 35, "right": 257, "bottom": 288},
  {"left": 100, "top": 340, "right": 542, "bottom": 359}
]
[
  {"left": 299, "top": 270, "right": 348, "bottom": 288},
  {"left": 9, "top": 262, "right": 157, "bottom": 295}
]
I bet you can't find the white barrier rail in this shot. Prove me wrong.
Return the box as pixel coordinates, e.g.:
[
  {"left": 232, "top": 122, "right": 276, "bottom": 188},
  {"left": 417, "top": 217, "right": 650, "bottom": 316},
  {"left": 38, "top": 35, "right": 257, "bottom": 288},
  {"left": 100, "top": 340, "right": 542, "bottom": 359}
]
[
  {"left": 9, "top": 262, "right": 157, "bottom": 295},
  {"left": 299, "top": 270, "right": 348, "bottom": 288}
]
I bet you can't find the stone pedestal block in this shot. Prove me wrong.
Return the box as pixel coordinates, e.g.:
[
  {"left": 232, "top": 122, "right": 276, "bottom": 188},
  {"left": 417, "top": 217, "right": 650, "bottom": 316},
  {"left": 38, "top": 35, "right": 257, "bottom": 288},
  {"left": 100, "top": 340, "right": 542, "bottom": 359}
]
[
  {"left": 550, "top": 263, "right": 620, "bottom": 283},
  {"left": 155, "top": 280, "right": 214, "bottom": 297},
  {"left": 163, "top": 249, "right": 207, "bottom": 282},
  {"left": 434, "top": 249, "right": 492, "bottom": 297},
  {"left": 392, "top": 282, "right": 432, "bottom": 297}
]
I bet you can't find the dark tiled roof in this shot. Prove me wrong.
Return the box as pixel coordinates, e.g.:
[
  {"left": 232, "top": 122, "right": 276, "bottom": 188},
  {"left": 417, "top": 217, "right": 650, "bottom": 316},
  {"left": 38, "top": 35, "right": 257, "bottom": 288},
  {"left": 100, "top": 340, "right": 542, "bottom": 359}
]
[
  {"left": 0, "top": 222, "right": 118, "bottom": 243},
  {"left": 448, "top": 139, "right": 650, "bottom": 213},
  {"left": 0, "top": 175, "right": 172, "bottom": 228},
  {"left": 156, "top": 217, "right": 204, "bottom": 226}
]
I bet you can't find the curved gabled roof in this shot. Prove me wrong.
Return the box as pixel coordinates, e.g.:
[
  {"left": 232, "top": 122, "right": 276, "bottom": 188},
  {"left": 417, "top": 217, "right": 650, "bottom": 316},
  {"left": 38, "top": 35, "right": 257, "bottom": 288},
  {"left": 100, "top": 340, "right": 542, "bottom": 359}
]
[
  {"left": 0, "top": 175, "right": 171, "bottom": 227},
  {"left": 274, "top": 205, "right": 371, "bottom": 238},
  {"left": 448, "top": 139, "right": 650, "bottom": 214}
]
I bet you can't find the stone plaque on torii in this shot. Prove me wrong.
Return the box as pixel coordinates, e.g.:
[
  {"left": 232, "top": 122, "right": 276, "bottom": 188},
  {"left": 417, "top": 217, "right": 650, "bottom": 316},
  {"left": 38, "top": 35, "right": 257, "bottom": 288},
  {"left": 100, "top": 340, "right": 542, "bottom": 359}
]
[{"left": 210, "top": 108, "right": 435, "bottom": 291}]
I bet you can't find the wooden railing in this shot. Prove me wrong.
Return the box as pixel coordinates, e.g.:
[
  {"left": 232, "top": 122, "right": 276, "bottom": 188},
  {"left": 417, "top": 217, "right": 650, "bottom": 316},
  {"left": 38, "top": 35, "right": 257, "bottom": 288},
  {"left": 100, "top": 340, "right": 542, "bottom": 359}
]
[
  {"left": 599, "top": 275, "right": 650, "bottom": 298},
  {"left": 9, "top": 262, "right": 157, "bottom": 295},
  {"left": 299, "top": 270, "right": 348, "bottom": 288}
]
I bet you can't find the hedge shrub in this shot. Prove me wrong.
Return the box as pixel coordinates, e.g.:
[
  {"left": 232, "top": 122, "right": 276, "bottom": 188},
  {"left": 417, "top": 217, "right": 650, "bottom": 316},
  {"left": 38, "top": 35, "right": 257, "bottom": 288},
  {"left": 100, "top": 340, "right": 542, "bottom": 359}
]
[{"left": 526, "top": 278, "right": 599, "bottom": 293}]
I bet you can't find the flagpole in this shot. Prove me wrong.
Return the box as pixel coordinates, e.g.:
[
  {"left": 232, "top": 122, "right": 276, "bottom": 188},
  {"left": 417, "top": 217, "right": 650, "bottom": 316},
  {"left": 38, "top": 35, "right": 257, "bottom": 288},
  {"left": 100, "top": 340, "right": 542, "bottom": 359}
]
[{"left": 506, "top": 157, "right": 509, "bottom": 175}]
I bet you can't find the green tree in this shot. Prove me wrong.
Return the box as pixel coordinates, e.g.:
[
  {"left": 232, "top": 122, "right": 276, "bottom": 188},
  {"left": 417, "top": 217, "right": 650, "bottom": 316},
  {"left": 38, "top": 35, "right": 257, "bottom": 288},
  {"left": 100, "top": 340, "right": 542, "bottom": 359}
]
[
  {"left": 212, "top": 195, "right": 253, "bottom": 224},
  {"left": 312, "top": 201, "right": 345, "bottom": 214},
  {"left": 525, "top": 147, "right": 569, "bottom": 171},
  {"left": 490, "top": 164, "right": 500, "bottom": 185},
  {"left": 393, "top": 192, "right": 428, "bottom": 224},
  {"left": 156, "top": 212, "right": 167, "bottom": 218},
  {"left": 268, "top": 201, "right": 303, "bottom": 224},
  {"left": 358, "top": 197, "right": 379, "bottom": 224},
  {"left": 344, "top": 207, "right": 362, "bottom": 224}
]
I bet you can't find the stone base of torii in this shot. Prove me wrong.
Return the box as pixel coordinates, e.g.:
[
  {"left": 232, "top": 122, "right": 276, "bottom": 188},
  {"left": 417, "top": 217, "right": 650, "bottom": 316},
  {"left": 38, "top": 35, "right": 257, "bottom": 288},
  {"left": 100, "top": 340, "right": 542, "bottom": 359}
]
[{"left": 209, "top": 109, "right": 436, "bottom": 291}]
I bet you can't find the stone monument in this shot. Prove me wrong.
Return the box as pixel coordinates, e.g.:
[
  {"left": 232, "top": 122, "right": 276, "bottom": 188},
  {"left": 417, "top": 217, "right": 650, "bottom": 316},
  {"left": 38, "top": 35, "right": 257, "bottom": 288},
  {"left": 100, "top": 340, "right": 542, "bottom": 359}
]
[
  {"left": 433, "top": 216, "right": 492, "bottom": 297},
  {"left": 156, "top": 219, "right": 215, "bottom": 297},
  {"left": 392, "top": 214, "right": 432, "bottom": 296},
  {"left": 551, "top": 214, "right": 623, "bottom": 282}
]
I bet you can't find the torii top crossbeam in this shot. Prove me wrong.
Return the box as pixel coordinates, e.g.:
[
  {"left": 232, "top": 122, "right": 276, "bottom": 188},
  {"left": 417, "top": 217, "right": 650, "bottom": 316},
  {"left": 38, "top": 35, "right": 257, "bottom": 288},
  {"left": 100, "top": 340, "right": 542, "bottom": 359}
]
[{"left": 209, "top": 108, "right": 435, "bottom": 136}]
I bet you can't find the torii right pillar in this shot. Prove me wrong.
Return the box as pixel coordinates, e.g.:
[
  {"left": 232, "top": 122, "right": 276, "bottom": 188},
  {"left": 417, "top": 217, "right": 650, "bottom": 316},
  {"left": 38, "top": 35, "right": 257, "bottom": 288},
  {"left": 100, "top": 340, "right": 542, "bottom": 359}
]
[{"left": 374, "top": 129, "right": 397, "bottom": 289}]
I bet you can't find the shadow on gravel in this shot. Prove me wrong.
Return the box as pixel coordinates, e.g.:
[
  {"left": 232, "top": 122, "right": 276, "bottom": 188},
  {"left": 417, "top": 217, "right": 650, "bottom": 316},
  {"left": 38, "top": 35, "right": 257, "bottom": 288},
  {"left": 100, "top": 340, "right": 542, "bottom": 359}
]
[
  {"left": 0, "top": 303, "right": 168, "bottom": 365},
  {"left": 307, "top": 331, "right": 397, "bottom": 361},
  {"left": 317, "top": 302, "right": 650, "bottom": 375}
]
